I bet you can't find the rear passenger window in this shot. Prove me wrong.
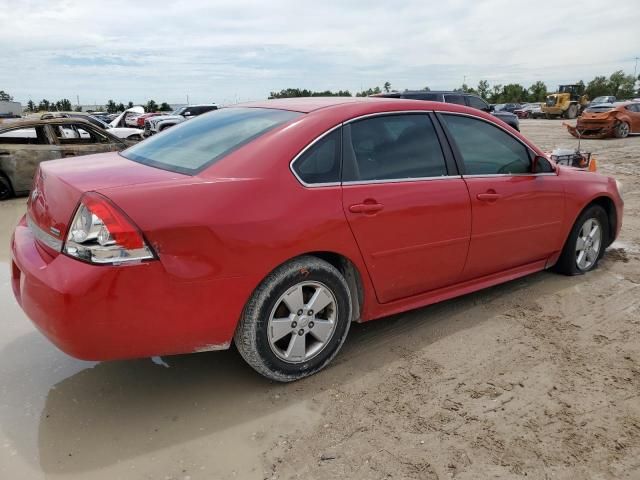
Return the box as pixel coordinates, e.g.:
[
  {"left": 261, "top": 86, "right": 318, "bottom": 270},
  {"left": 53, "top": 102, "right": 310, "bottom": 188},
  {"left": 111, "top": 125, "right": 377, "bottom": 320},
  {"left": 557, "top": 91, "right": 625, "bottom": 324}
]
[
  {"left": 466, "top": 96, "right": 489, "bottom": 111},
  {"left": 343, "top": 114, "right": 447, "bottom": 182},
  {"left": 444, "top": 94, "right": 466, "bottom": 105},
  {"left": 293, "top": 128, "right": 341, "bottom": 184},
  {"left": 442, "top": 114, "right": 531, "bottom": 175}
]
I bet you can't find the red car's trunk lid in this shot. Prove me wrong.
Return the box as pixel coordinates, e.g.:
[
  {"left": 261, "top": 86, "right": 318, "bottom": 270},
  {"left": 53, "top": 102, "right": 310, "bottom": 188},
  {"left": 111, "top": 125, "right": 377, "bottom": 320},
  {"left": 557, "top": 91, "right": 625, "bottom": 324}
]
[{"left": 28, "top": 152, "right": 184, "bottom": 253}]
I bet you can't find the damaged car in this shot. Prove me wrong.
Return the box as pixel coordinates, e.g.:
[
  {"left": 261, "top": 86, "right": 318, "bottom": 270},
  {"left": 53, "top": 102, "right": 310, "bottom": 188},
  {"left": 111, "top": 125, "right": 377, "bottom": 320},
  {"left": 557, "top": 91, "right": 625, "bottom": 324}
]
[
  {"left": 0, "top": 118, "right": 127, "bottom": 200},
  {"left": 566, "top": 102, "right": 640, "bottom": 139}
]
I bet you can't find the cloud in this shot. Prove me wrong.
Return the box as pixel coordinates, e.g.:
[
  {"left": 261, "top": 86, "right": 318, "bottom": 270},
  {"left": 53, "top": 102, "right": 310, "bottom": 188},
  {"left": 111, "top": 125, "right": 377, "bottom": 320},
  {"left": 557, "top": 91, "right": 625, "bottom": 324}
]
[{"left": 0, "top": 0, "right": 638, "bottom": 105}]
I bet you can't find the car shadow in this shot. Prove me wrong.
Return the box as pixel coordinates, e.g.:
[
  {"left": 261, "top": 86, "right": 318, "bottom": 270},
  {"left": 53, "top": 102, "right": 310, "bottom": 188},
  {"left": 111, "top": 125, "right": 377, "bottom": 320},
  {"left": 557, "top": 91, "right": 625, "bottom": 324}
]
[{"left": 0, "top": 270, "right": 578, "bottom": 474}]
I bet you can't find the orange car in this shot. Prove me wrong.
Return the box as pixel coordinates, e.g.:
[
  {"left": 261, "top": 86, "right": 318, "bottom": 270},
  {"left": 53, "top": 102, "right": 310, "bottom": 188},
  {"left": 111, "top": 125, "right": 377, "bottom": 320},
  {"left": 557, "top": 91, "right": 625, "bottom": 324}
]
[{"left": 566, "top": 102, "right": 640, "bottom": 139}]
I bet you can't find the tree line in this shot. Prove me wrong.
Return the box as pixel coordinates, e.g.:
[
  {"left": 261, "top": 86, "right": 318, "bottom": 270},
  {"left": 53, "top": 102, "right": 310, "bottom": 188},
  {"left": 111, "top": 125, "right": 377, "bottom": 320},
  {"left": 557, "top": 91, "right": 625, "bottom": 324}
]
[{"left": 16, "top": 98, "right": 174, "bottom": 114}]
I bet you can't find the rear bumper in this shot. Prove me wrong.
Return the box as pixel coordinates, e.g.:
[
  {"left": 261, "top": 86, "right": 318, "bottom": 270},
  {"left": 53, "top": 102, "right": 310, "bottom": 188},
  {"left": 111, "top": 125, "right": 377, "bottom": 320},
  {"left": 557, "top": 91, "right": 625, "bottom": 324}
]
[
  {"left": 11, "top": 218, "right": 252, "bottom": 360},
  {"left": 565, "top": 122, "right": 615, "bottom": 139}
]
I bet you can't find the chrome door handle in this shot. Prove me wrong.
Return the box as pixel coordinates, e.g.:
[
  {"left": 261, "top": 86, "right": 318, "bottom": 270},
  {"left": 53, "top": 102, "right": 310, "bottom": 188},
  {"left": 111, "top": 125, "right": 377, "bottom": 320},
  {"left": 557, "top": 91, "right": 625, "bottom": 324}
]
[
  {"left": 349, "top": 203, "right": 384, "bottom": 214},
  {"left": 476, "top": 193, "right": 502, "bottom": 201}
]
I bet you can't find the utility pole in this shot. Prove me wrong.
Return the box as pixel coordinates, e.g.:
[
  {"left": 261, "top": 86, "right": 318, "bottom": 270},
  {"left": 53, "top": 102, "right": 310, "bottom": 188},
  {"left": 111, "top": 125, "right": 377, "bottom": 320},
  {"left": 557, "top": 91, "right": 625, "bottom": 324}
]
[
  {"left": 186, "top": 94, "right": 189, "bottom": 105},
  {"left": 634, "top": 56, "right": 639, "bottom": 80}
]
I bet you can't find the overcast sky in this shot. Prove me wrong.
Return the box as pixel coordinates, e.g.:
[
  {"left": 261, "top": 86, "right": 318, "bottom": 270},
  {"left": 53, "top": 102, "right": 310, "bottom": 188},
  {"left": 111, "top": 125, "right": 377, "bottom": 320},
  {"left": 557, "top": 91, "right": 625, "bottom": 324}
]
[{"left": 1, "top": 0, "right": 638, "bottom": 106}]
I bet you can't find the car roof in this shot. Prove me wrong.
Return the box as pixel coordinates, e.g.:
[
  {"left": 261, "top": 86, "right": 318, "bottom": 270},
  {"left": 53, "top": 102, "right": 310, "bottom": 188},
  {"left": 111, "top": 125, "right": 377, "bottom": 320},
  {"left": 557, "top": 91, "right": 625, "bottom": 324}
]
[
  {"left": 0, "top": 117, "right": 96, "bottom": 130},
  {"left": 236, "top": 96, "right": 384, "bottom": 113}
]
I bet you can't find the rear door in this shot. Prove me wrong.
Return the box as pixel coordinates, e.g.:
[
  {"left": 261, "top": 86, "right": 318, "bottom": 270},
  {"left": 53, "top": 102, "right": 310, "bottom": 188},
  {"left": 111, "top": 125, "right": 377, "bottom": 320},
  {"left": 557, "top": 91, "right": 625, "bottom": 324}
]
[
  {"left": 341, "top": 113, "right": 471, "bottom": 303},
  {"left": 0, "top": 125, "right": 60, "bottom": 193},
  {"left": 438, "top": 113, "right": 564, "bottom": 280},
  {"left": 625, "top": 103, "right": 640, "bottom": 132}
]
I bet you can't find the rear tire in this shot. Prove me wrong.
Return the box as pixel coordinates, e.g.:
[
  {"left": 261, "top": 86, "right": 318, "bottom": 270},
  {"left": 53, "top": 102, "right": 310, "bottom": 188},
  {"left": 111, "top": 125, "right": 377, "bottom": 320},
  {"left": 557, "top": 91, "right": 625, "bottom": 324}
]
[
  {"left": 554, "top": 205, "right": 608, "bottom": 275},
  {"left": 0, "top": 174, "right": 13, "bottom": 201},
  {"left": 234, "top": 256, "right": 352, "bottom": 382},
  {"left": 614, "top": 122, "right": 630, "bottom": 138}
]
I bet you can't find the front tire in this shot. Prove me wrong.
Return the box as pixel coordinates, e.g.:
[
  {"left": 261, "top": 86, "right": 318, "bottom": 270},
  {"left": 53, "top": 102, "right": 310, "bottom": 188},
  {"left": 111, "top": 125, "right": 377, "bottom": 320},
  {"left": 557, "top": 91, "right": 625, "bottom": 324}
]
[
  {"left": 614, "top": 122, "right": 630, "bottom": 138},
  {"left": 554, "top": 205, "right": 608, "bottom": 275},
  {"left": 235, "top": 256, "right": 352, "bottom": 382}
]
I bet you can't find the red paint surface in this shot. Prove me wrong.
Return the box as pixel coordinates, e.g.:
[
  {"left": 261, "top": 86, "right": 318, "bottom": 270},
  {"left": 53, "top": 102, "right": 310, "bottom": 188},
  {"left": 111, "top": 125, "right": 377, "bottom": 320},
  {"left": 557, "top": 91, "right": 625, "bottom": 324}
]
[{"left": 11, "top": 98, "right": 624, "bottom": 360}]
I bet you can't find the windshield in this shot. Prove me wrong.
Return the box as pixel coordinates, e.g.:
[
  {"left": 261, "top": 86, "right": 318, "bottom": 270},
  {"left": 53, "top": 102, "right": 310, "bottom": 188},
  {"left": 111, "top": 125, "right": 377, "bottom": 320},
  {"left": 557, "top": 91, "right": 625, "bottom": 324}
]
[
  {"left": 592, "top": 97, "right": 611, "bottom": 103},
  {"left": 121, "top": 107, "right": 302, "bottom": 175},
  {"left": 90, "top": 116, "right": 111, "bottom": 129},
  {"left": 493, "top": 104, "right": 506, "bottom": 111}
]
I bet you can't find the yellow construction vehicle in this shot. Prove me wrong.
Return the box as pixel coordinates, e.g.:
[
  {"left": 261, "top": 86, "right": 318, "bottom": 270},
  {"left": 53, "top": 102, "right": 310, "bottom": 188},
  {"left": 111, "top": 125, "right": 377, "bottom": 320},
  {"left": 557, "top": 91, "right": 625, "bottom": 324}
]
[{"left": 542, "top": 84, "right": 589, "bottom": 119}]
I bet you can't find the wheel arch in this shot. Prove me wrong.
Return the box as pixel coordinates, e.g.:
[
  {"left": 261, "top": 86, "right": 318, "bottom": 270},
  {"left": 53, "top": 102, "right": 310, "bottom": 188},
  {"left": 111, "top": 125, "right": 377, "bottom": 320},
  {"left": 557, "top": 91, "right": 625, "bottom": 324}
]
[
  {"left": 589, "top": 196, "right": 618, "bottom": 247},
  {"left": 568, "top": 196, "right": 617, "bottom": 248},
  {"left": 305, "top": 251, "right": 365, "bottom": 322}
]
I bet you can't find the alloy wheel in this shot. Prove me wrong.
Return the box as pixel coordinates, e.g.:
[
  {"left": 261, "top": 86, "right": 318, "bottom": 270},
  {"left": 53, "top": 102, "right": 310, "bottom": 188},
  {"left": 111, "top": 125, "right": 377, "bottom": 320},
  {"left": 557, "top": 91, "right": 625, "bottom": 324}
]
[
  {"left": 267, "top": 281, "right": 338, "bottom": 363},
  {"left": 575, "top": 217, "right": 602, "bottom": 271}
]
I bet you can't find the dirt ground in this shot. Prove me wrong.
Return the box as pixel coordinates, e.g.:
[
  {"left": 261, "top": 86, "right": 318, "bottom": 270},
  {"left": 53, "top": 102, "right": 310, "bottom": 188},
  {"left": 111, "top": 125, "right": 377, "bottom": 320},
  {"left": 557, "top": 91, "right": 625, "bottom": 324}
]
[{"left": 0, "top": 119, "right": 638, "bottom": 479}]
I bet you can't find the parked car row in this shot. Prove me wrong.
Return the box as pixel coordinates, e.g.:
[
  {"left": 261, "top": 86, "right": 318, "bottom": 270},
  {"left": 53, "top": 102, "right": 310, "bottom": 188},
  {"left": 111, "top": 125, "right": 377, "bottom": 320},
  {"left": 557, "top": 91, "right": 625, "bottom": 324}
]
[{"left": 374, "top": 91, "right": 521, "bottom": 131}]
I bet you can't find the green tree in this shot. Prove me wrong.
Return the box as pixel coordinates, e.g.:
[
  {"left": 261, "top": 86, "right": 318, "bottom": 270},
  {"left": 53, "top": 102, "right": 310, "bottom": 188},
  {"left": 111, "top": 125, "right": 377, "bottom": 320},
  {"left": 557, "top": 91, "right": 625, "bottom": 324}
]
[
  {"left": 528, "top": 81, "right": 547, "bottom": 102},
  {"left": 145, "top": 100, "right": 158, "bottom": 112},
  {"left": 0, "top": 90, "right": 12, "bottom": 101},
  {"left": 489, "top": 84, "right": 503, "bottom": 104},
  {"left": 105, "top": 99, "right": 117, "bottom": 114},
  {"left": 422, "top": 86, "right": 431, "bottom": 91},
  {"left": 477, "top": 80, "right": 490, "bottom": 100},
  {"left": 74, "top": 105, "right": 83, "bottom": 112},
  {"left": 501, "top": 84, "right": 528, "bottom": 103},
  {"left": 127, "top": 101, "right": 134, "bottom": 109},
  {"left": 55, "top": 99, "right": 72, "bottom": 111},
  {"left": 383, "top": 81, "right": 392, "bottom": 93},
  {"left": 116, "top": 103, "right": 126, "bottom": 112},
  {"left": 608, "top": 70, "right": 636, "bottom": 99},
  {"left": 38, "top": 99, "right": 51, "bottom": 111},
  {"left": 159, "top": 102, "right": 172, "bottom": 111},
  {"left": 585, "top": 76, "right": 609, "bottom": 98},
  {"left": 26, "top": 100, "right": 35, "bottom": 112},
  {"left": 355, "top": 86, "right": 382, "bottom": 97}
]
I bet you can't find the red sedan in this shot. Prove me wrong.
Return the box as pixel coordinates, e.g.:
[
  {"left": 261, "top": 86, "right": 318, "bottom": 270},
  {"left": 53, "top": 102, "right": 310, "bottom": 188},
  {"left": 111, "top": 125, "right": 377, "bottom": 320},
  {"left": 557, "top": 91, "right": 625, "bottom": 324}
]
[{"left": 11, "top": 97, "right": 624, "bottom": 381}]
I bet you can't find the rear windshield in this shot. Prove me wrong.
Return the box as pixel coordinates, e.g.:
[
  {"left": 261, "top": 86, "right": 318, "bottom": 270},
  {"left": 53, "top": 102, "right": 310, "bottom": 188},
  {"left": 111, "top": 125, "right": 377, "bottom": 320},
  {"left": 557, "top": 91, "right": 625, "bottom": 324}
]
[
  {"left": 585, "top": 106, "right": 614, "bottom": 113},
  {"left": 121, "top": 107, "right": 302, "bottom": 174}
]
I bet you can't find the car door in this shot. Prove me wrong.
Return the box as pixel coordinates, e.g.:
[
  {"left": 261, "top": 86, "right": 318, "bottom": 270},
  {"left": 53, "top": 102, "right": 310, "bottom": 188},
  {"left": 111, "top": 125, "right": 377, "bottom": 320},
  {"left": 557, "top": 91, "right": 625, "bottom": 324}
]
[
  {"left": 626, "top": 103, "right": 640, "bottom": 132},
  {"left": 438, "top": 113, "right": 564, "bottom": 281},
  {"left": 50, "top": 123, "right": 125, "bottom": 158},
  {"left": 0, "top": 125, "right": 60, "bottom": 193},
  {"left": 341, "top": 113, "right": 471, "bottom": 303}
]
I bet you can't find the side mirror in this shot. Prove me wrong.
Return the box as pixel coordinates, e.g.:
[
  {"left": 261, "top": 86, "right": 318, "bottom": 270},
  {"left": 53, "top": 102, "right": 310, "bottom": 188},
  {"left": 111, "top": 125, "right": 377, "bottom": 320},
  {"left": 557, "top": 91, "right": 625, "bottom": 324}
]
[{"left": 532, "top": 155, "right": 555, "bottom": 173}]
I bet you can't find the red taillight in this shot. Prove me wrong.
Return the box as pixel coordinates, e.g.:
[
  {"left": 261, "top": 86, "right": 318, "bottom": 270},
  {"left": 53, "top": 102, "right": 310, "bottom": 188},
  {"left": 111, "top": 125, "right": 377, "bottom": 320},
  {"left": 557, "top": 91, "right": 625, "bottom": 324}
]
[
  {"left": 63, "top": 192, "right": 154, "bottom": 264},
  {"left": 81, "top": 192, "right": 144, "bottom": 249}
]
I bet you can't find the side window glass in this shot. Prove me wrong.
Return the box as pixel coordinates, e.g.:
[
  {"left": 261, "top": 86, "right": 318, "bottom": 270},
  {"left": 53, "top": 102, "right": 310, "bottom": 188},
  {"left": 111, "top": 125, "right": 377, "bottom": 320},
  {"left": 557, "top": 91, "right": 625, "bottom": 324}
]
[
  {"left": 442, "top": 114, "right": 531, "bottom": 175},
  {"left": 344, "top": 114, "right": 447, "bottom": 182},
  {"left": 444, "top": 94, "right": 466, "bottom": 105},
  {"left": 293, "top": 128, "right": 341, "bottom": 185},
  {"left": 466, "top": 96, "right": 489, "bottom": 111}
]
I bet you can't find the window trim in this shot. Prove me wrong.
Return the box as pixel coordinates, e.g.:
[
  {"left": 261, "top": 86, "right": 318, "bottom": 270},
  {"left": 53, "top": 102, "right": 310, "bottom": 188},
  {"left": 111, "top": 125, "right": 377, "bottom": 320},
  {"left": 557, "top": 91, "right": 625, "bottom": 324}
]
[
  {"left": 290, "top": 110, "right": 463, "bottom": 188},
  {"left": 435, "top": 111, "right": 557, "bottom": 178}
]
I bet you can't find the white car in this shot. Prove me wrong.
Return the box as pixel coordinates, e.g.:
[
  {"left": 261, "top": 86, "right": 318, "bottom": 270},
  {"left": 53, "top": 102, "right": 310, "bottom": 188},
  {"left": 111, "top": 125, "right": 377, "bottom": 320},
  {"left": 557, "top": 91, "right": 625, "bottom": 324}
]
[{"left": 144, "top": 104, "right": 218, "bottom": 136}]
